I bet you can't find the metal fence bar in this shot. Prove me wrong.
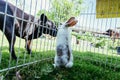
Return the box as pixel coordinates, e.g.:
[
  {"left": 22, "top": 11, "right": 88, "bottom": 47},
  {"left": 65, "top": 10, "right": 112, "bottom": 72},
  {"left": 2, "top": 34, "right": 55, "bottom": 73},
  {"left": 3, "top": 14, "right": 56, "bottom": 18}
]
[
  {"left": 0, "top": 0, "right": 57, "bottom": 73},
  {"left": 0, "top": 0, "right": 120, "bottom": 79},
  {"left": 0, "top": 0, "right": 8, "bottom": 64},
  {"left": 0, "top": 12, "right": 58, "bottom": 32},
  {"left": 0, "top": 57, "right": 53, "bottom": 72}
]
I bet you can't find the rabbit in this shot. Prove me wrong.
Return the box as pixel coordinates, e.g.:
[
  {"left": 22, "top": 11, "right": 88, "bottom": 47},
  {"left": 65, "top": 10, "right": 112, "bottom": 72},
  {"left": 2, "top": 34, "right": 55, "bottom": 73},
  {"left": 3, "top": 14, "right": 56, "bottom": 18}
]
[{"left": 53, "top": 17, "right": 78, "bottom": 68}]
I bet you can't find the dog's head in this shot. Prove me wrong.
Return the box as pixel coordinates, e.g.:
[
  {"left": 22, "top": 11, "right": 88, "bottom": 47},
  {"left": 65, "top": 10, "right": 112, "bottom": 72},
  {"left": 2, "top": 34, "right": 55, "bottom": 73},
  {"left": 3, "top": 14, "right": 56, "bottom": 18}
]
[
  {"left": 105, "top": 29, "right": 115, "bottom": 36},
  {"left": 38, "top": 14, "right": 57, "bottom": 37}
]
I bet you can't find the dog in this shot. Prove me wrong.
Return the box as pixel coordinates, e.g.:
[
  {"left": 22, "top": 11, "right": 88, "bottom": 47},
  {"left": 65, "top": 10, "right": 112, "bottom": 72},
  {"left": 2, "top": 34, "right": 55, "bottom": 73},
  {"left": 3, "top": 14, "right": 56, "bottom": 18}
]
[
  {"left": 0, "top": 0, "right": 57, "bottom": 60},
  {"left": 53, "top": 17, "right": 78, "bottom": 68},
  {"left": 103, "top": 29, "right": 119, "bottom": 42}
]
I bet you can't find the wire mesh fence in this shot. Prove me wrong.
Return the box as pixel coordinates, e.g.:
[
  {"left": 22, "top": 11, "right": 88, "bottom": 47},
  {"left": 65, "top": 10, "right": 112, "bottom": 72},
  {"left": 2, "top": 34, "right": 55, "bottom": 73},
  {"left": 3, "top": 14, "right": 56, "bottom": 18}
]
[
  {"left": 0, "top": 0, "right": 57, "bottom": 72},
  {"left": 0, "top": 0, "right": 120, "bottom": 79}
]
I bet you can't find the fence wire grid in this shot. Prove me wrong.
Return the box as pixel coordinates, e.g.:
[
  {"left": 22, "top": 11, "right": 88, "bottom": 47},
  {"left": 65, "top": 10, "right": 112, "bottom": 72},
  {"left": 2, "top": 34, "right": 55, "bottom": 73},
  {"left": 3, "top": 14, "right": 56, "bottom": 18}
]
[{"left": 0, "top": 0, "right": 120, "bottom": 79}]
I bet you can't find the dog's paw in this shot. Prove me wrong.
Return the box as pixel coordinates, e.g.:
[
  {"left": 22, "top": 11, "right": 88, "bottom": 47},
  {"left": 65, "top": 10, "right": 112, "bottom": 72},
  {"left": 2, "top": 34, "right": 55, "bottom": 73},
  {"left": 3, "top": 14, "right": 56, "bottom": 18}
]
[{"left": 65, "top": 62, "right": 73, "bottom": 68}]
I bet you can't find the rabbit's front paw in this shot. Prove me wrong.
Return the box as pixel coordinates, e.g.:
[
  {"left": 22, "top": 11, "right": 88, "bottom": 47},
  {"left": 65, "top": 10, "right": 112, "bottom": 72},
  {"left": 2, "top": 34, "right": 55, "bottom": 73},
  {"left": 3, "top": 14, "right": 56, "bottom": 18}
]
[{"left": 65, "top": 62, "right": 73, "bottom": 68}]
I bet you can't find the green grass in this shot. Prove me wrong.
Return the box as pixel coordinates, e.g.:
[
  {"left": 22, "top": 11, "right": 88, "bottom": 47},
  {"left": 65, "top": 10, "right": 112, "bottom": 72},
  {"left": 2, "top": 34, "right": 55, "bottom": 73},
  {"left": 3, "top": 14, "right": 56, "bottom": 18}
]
[
  {"left": 0, "top": 46, "right": 55, "bottom": 70},
  {"left": 0, "top": 47, "right": 120, "bottom": 80},
  {"left": 17, "top": 60, "right": 120, "bottom": 80},
  {"left": 1, "top": 31, "right": 120, "bottom": 80}
]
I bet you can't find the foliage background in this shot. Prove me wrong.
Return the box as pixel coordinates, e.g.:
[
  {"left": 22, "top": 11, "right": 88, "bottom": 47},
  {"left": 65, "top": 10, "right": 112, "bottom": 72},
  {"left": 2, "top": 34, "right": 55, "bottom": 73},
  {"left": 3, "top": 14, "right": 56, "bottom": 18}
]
[{"left": 37, "top": 0, "right": 82, "bottom": 25}]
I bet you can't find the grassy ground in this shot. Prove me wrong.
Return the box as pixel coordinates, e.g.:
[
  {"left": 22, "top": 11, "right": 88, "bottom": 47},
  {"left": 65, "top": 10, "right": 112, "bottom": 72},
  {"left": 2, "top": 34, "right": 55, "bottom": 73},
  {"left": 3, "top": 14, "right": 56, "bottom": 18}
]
[
  {"left": 0, "top": 48, "right": 120, "bottom": 80},
  {"left": 1, "top": 31, "right": 120, "bottom": 80},
  {"left": 0, "top": 47, "right": 55, "bottom": 70}
]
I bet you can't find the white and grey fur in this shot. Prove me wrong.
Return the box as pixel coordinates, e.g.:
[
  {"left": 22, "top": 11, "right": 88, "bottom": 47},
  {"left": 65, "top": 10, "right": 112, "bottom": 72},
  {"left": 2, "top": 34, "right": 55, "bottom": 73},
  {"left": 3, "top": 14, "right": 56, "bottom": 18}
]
[{"left": 53, "top": 23, "right": 73, "bottom": 68}]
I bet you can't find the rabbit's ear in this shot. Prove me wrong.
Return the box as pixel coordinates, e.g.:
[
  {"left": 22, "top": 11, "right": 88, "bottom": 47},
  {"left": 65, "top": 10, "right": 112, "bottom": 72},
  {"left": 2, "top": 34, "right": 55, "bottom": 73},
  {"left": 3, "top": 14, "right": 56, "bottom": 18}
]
[{"left": 65, "top": 17, "right": 78, "bottom": 27}]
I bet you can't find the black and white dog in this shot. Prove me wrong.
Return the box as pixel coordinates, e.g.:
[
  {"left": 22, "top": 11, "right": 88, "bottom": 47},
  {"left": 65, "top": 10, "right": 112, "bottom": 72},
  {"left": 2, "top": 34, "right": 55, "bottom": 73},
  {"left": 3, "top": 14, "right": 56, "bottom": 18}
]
[{"left": 0, "top": 0, "right": 57, "bottom": 60}]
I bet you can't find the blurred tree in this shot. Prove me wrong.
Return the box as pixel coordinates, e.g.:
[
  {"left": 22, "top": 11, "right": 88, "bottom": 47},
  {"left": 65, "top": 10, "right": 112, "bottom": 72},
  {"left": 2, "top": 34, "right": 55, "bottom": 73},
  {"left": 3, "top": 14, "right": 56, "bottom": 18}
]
[{"left": 37, "top": 0, "right": 82, "bottom": 26}]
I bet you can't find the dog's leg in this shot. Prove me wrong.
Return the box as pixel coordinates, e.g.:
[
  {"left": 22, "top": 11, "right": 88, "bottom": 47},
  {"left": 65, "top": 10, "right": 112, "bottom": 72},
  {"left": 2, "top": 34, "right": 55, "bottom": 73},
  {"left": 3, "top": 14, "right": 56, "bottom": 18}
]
[
  {"left": 5, "top": 27, "right": 17, "bottom": 60},
  {"left": 25, "top": 40, "right": 32, "bottom": 54}
]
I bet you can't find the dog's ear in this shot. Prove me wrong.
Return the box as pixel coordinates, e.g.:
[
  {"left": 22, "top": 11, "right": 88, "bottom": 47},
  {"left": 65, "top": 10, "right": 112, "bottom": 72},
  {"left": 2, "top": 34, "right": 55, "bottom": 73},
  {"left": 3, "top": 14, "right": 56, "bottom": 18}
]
[
  {"left": 65, "top": 17, "right": 78, "bottom": 27},
  {"left": 106, "top": 29, "right": 113, "bottom": 33},
  {"left": 40, "top": 13, "right": 48, "bottom": 23}
]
